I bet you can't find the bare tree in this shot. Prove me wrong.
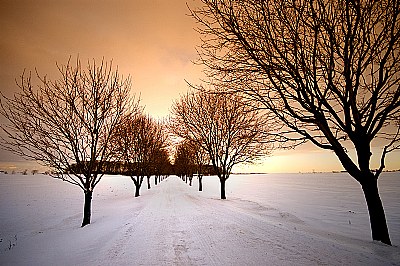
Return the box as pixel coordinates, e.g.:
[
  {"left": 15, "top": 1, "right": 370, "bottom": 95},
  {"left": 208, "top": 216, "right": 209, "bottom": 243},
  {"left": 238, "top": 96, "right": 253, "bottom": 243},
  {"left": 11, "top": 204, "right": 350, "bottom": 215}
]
[
  {"left": 170, "top": 89, "right": 272, "bottom": 199},
  {"left": 190, "top": 0, "right": 400, "bottom": 244},
  {"left": 0, "top": 58, "right": 136, "bottom": 227},
  {"left": 153, "top": 146, "right": 171, "bottom": 185},
  {"left": 111, "top": 113, "right": 146, "bottom": 197},
  {"left": 189, "top": 140, "right": 210, "bottom": 191},
  {"left": 147, "top": 119, "right": 170, "bottom": 188},
  {"left": 111, "top": 113, "right": 169, "bottom": 196},
  {"left": 152, "top": 120, "right": 172, "bottom": 185},
  {"left": 174, "top": 140, "right": 196, "bottom": 185}
]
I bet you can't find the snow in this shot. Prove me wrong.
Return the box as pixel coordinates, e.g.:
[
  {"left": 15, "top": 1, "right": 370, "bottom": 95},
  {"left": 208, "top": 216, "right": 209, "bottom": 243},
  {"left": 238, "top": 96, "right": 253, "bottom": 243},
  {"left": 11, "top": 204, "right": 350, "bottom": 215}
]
[{"left": 0, "top": 172, "right": 399, "bottom": 265}]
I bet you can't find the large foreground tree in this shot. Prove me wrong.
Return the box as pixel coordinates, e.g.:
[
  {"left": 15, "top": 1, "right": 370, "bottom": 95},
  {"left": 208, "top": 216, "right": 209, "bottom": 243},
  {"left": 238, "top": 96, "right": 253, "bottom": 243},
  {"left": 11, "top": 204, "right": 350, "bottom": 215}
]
[
  {"left": 170, "top": 89, "right": 273, "bottom": 199},
  {"left": 191, "top": 0, "right": 400, "bottom": 244},
  {"left": 0, "top": 58, "right": 136, "bottom": 227}
]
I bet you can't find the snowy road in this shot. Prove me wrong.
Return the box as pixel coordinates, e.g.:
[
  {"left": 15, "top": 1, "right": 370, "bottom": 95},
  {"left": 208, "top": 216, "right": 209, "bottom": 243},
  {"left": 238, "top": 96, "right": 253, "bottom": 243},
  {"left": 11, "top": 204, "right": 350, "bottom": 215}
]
[
  {"left": 95, "top": 176, "right": 399, "bottom": 265},
  {"left": 1, "top": 174, "right": 399, "bottom": 265}
]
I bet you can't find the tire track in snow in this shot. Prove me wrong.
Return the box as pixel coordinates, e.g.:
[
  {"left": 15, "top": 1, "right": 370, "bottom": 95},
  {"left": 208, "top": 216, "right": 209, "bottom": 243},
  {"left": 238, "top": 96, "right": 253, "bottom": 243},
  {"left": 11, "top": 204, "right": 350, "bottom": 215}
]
[
  {"left": 171, "top": 193, "right": 223, "bottom": 266},
  {"left": 99, "top": 198, "right": 148, "bottom": 263}
]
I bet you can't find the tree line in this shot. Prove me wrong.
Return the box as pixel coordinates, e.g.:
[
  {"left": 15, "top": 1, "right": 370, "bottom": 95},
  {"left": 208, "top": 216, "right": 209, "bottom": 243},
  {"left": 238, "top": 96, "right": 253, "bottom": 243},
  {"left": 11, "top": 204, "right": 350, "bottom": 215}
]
[{"left": 0, "top": 58, "right": 261, "bottom": 227}]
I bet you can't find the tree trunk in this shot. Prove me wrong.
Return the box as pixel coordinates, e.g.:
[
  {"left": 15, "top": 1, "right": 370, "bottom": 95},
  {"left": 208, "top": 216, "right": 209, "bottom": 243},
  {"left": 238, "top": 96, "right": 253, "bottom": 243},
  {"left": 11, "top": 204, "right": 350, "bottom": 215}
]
[
  {"left": 135, "top": 183, "right": 140, "bottom": 197},
  {"left": 147, "top": 176, "right": 151, "bottom": 189},
  {"left": 81, "top": 190, "right": 93, "bottom": 227},
  {"left": 199, "top": 175, "right": 203, "bottom": 191},
  {"left": 189, "top": 176, "right": 193, "bottom": 186},
  {"left": 132, "top": 176, "right": 143, "bottom": 197},
  {"left": 361, "top": 178, "right": 392, "bottom": 245},
  {"left": 155, "top": 176, "right": 158, "bottom": 185},
  {"left": 220, "top": 177, "right": 226, "bottom": 199}
]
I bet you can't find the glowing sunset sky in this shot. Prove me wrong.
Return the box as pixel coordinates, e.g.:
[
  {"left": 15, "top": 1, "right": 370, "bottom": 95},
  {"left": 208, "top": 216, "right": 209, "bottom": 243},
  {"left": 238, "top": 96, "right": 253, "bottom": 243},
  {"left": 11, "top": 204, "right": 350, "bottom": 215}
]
[{"left": 0, "top": 0, "right": 399, "bottom": 173}]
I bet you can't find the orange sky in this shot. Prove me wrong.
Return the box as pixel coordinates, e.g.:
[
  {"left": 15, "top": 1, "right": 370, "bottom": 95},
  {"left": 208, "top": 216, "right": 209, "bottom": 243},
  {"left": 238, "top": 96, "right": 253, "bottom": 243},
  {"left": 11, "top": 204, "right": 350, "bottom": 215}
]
[
  {"left": 0, "top": 0, "right": 399, "bottom": 173},
  {"left": 0, "top": 0, "right": 204, "bottom": 117}
]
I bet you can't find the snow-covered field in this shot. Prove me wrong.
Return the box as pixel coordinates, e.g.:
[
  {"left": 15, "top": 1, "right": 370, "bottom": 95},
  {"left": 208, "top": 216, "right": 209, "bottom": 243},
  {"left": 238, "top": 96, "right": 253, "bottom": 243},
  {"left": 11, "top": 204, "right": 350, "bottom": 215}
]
[{"left": 0, "top": 172, "right": 399, "bottom": 265}]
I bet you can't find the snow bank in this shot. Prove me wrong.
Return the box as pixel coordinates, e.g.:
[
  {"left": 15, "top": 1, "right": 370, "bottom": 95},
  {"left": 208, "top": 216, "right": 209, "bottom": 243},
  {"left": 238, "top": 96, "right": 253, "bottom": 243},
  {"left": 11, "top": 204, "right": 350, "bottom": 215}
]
[{"left": 0, "top": 173, "right": 399, "bottom": 265}]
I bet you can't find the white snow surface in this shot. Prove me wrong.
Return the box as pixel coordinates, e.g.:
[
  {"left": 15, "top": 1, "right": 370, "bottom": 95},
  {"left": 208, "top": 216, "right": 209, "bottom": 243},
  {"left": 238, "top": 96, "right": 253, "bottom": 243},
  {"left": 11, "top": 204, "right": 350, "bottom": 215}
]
[{"left": 0, "top": 172, "right": 399, "bottom": 265}]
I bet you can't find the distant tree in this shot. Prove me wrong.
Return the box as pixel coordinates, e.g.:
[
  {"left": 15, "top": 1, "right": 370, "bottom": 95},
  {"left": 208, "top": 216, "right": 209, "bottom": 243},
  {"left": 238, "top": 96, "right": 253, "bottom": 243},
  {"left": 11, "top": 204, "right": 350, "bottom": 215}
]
[
  {"left": 110, "top": 113, "right": 169, "bottom": 196},
  {"left": 110, "top": 113, "right": 145, "bottom": 197},
  {"left": 174, "top": 140, "right": 196, "bottom": 185},
  {"left": 0, "top": 58, "right": 136, "bottom": 227},
  {"left": 31, "top": 169, "right": 39, "bottom": 175},
  {"left": 171, "top": 89, "right": 272, "bottom": 199},
  {"left": 189, "top": 141, "right": 210, "bottom": 191},
  {"left": 146, "top": 119, "right": 170, "bottom": 188},
  {"left": 153, "top": 146, "right": 171, "bottom": 185},
  {"left": 174, "top": 139, "right": 210, "bottom": 190},
  {"left": 190, "top": 0, "right": 400, "bottom": 244}
]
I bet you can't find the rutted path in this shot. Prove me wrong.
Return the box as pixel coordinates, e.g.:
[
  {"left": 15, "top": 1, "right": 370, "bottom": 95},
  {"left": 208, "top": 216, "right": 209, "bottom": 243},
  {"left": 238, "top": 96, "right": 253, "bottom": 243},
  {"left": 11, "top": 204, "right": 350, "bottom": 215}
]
[{"left": 95, "top": 176, "right": 399, "bottom": 266}]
